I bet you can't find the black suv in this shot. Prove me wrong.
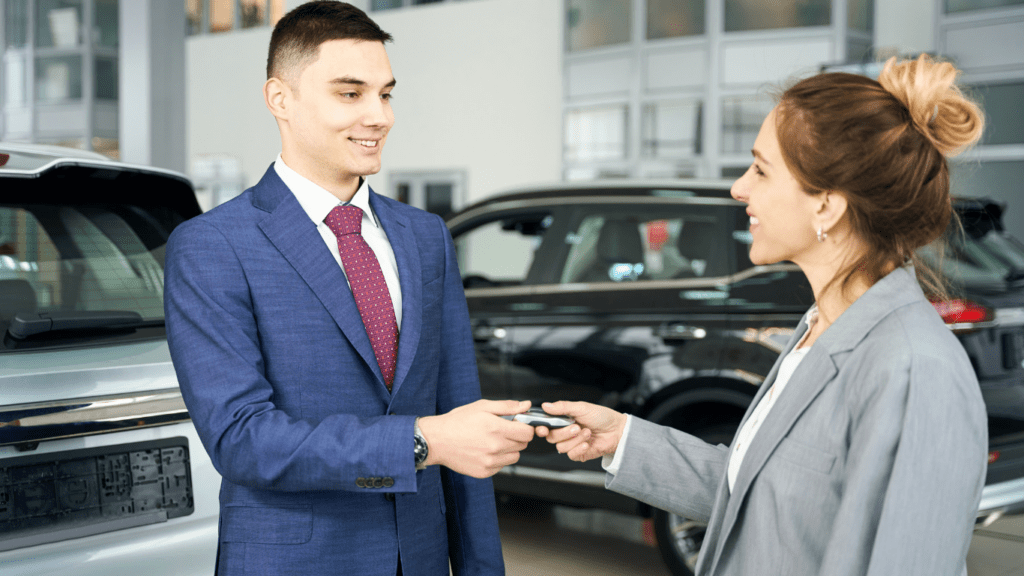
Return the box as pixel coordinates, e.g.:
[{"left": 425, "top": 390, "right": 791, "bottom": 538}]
[{"left": 445, "top": 181, "right": 1024, "bottom": 576}]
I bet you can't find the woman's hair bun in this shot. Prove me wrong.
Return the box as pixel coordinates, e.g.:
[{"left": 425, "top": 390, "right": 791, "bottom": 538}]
[{"left": 877, "top": 54, "right": 984, "bottom": 157}]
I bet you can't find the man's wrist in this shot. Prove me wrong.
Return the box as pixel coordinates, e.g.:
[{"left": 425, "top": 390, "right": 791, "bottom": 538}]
[{"left": 413, "top": 418, "right": 429, "bottom": 470}]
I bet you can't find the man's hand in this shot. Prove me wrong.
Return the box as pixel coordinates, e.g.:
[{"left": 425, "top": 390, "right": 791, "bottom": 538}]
[
  {"left": 534, "top": 401, "right": 628, "bottom": 462},
  {"left": 417, "top": 399, "right": 535, "bottom": 478}
]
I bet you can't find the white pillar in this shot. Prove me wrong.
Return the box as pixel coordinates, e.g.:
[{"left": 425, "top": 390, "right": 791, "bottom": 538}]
[{"left": 119, "top": 0, "right": 186, "bottom": 172}]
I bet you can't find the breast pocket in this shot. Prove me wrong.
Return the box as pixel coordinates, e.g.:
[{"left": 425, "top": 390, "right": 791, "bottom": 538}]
[{"left": 773, "top": 436, "right": 837, "bottom": 475}]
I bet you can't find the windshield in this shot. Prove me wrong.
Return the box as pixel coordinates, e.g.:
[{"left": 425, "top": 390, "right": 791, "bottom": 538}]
[{"left": 1, "top": 204, "right": 167, "bottom": 339}]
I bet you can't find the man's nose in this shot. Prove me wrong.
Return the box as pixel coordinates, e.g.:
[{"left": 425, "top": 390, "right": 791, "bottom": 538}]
[{"left": 362, "top": 97, "right": 392, "bottom": 128}]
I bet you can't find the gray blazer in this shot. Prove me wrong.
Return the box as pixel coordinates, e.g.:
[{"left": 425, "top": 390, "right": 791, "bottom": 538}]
[{"left": 607, "top": 266, "right": 988, "bottom": 575}]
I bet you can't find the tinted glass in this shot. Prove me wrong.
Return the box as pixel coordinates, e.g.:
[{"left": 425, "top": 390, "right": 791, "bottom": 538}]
[
  {"left": 35, "top": 55, "right": 83, "bottom": 102},
  {"left": 35, "top": 0, "right": 82, "bottom": 48},
  {"left": 0, "top": 205, "right": 167, "bottom": 325},
  {"left": 5, "top": 0, "right": 29, "bottom": 48},
  {"left": 721, "top": 95, "right": 772, "bottom": 154},
  {"left": 972, "top": 82, "right": 1024, "bottom": 146},
  {"left": 567, "top": 0, "right": 632, "bottom": 52},
  {"left": 559, "top": 203, "right": 731, "bottom": 284},
  {"left": 642, "top": 99, "right": 702, "bottom": 158},
  {"left": 647, "top": 0, "right": 705, "bottom": 39},
  {"left": 455, "top": 212, "right": 555, "bottom": 288},
  {"left": 847, "top": 0, "right": 873, "bottom": 31},
  {"left": 94, "top": 0, "right": 118, "bottom": 47},
  {"left": 725, "top": 0, "right": 830, "bottom": 32}
]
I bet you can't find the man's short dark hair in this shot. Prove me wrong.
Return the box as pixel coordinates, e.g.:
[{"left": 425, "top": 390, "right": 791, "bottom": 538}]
[{"left": 267, "top": 1, "right": 392, "bottom": 82}]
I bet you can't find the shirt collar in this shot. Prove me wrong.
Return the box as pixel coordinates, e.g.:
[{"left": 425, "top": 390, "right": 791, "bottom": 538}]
[{"left": 273, "top": 154, "right": 378, "bottom": 228}]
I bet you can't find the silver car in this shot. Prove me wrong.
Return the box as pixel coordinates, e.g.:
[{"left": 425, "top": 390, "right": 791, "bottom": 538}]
[{"left": 0, "top": 144, "right": 219, "bottom": 575}]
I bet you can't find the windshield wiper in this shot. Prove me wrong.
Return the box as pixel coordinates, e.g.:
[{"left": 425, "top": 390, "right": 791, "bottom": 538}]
[{"left": 7, "top": 311, "right": 163, "bottom": 340}]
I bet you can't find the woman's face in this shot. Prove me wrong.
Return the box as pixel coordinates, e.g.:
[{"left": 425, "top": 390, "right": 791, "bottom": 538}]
[{"left": 730, "top": 107, "right": 822, "bottom": 266}]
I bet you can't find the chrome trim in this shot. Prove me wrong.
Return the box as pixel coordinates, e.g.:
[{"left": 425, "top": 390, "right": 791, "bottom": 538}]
[
  {"left": 0, "top": 388, "right": 189, "bottom": 447},
  {"left": 447, "top": 194, "right": 741, "bottom": 230},
  {"left": 977, "top": 476, "right": 1024, "bottom": 518},
  {"left": 464, "top": 264, "right": 801, "bottom": 298},
  {"left": 497, "top": 464, "right": 608, "bottom": 488}
]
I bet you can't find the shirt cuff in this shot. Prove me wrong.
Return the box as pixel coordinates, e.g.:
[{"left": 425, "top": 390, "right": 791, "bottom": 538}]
[{"left": 601, "top": 415, "right": 633, "bottom": 475}]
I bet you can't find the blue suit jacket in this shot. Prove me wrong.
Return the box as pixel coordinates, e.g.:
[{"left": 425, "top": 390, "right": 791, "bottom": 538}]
[{"left": 164, "top": 166, "right": 504, "bottom": 576}]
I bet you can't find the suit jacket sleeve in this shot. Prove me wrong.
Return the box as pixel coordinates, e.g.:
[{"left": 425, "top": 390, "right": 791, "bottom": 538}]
[
  {"left": 164, "top": 218, "right": 417, "bottom": 493},
  {"left": 605, "top": 416, "right": 730, "bottom": 524},
  {"left": 818, "top": 345, "right": 987, "bottom": 576},
  {"left": 428, "top": 214, "right": 505, "bottom": 576}
]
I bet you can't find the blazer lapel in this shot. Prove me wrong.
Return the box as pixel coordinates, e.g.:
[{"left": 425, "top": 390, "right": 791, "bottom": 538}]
[
  {"left": 369, "top": 190, "right": 422, "bottom": 397},
  {"left": 252, "top": 167, "right": 389, "bottom": 395}
]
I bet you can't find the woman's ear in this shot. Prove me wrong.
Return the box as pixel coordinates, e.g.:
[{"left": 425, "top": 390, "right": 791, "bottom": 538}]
[{"left": 814, "top": 191, "right": 848, "bottom": 236}]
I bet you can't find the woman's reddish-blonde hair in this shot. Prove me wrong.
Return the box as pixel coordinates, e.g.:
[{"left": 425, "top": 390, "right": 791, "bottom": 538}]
[{"left": 775, "top": 54, "right": 984, "bottom": 298}]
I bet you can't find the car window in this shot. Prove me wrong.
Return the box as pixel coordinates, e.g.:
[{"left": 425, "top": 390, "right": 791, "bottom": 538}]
[
  {"left": 454, "top": 212, "right": 555, "bottom": 288},
  {"left": 0, "top": 204, "right": 166, "bottom": 325},
  {"left": 559, "top": 204, "right": 731, "bottom": 284}
]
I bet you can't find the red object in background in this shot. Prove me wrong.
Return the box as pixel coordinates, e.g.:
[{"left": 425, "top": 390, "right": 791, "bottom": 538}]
[
  {"left": 0, "top": 153, "right": 9, "bottom": 167},
  {"left": 931, "top": 298, "right": 992, "bottom": 324},
  {"left": 990, "top": 451, "right": 1001, "bottom": 464},
  {"left": 646, "top": 220, "right": 669, "bottom": 251}
]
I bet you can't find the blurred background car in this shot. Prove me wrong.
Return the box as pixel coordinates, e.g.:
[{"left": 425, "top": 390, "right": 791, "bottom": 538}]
[
  {"left": 446, "top": 181, "right": 1024, "bottom": 576},
  {"left": 0, "top": 143, "right": 218, "bottom": 576}
]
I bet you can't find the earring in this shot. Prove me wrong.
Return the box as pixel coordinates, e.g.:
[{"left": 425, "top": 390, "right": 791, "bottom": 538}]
[{"left": 817, "top": 227, "right": 828, "bottom": 243}]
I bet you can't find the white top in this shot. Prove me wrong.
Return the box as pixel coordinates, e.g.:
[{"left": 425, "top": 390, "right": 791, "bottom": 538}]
[
  {"left": 605, "top": 307, "right": 819, "bottom": 493},
  {"left": 274, "top": 155, "right": 402, "bottom": 330}
]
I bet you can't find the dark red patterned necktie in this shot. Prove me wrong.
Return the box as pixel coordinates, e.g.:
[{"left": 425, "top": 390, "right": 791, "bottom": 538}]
[{"left": 325, "top": 205, "right": 398, "bottom": 389}]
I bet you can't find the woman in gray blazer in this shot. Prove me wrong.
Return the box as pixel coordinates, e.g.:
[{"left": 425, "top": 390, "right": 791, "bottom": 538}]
[{"left": 538, "top": 54, "right": 988, "bottom": 576}]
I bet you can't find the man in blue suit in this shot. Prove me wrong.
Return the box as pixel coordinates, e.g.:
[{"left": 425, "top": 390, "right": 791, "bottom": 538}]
[{"left": 164, "top": 3, "right": 535, "bottom": 574}]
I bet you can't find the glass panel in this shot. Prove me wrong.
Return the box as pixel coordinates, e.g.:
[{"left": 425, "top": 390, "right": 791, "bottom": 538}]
[
  {"left": 642, "top": 99, "right": 702, "bottom": 158},
  {"left": 5, "top": 0, "right": 29, "bottom": 48},
  {"left": 951, "top": 160, "right": 1024, "bottom": 241},
  {"left": 567, "top": 0, "right": 631, "bottom": 52},
  {"left": 240, "top": 0, "right": 266, "bottom": 28},
  {"left": 721, "top": 166, "right": 748, "bottom": 178},
  {"left": 35, "top": 55, "right": 83, "bottom": 102},
  {"left": 270, "top": 0, "right": 285, "bottom": 25},
  {"left": 721, "top": 95, "right": 773, "bottom": 154},
  {"left": 455, "top": 214, "right": 554, "bottom": 287},
  {"left": 971, "top": 82, "right": 1024, "bottom": 146},
  {"left": 187, "top": 0, "right": 204, "bottom": 35},
  {"left": 565, "top": 105, "right": 628, "bottom": 162},
  {"left": 413, "top": 0, "right": 443, "bottom": 4},
  {"left": 94, "top": 0, "right": 118, "bottom": 47},
  {"left": 95, "top": 57, "right": 117, "bottom": 100},
  {"left": 0, "top": 206, "right": 166, "bottom": 320},
  {"left": 847, "top": 0, "right": 873, "bottom": 31},
  {"left": 724, "top": 0, "right": 830, "bottom": 32},
  {"left": 946, "top": 0, "right": 1024, "bottom": 13},
  {"left": 424, "top": 183, "right": 453, "bottom": 218},
  {"left": 373, "top": 0, "right": 404, "bottom": 10},
  {"left": 559, "top": 204, "right": 731, "bottom": 284},
  {"left": 210, "top": 0, "right": 234, "bottom": 33},
  {"left": 36, "top": 0, "right": 83, "bottom": 48},
  {"left": 647, "top": 0, "right": 704, "bottom": 39},
  {"left": 3, "top": 53, "right": 29, "bottom": 106}
]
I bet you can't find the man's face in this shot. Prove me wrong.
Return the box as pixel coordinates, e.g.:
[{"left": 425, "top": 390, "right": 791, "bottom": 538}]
[{"left": 282, "top": 39, "right": 395, "bottom": 190}]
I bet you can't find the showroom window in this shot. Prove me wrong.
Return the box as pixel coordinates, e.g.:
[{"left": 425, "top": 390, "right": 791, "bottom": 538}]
[
  {"left": 647, "top": 0, "right": 704, "bottom": 40},
  {"left": 945, "top": 0, "right": 1024, "bottom": 13},
  {"left": 847, "top": 0, "right": 873, "bottom": 31},
  {"left": 565, "top": 105, "right": 628, "bottom": 162},
  {"left": 724, "top": 0, "right": 830, "bottom": 32},
  {"left": 971, "top": 81, "right": 1024, "bottom": 146},
  {"left": 187, "top": 0, "right": 284, "bottom": 35},
  {"left": 721, "top": 95, "right": 773, "bottom": 154},
  {"left": 566, "top": 0, "right": 632, "bottom": 52},
  {"left": 642, "top": 99, "right": 703, "bottom": 158}
]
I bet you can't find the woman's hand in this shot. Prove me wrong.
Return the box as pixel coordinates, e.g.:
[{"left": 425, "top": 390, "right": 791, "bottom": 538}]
[{"left": 534, "top": 401, "right": 628, "bottom": 462}]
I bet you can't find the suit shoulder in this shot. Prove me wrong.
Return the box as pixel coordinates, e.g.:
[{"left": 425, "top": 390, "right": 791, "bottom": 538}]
[{"left": 169, "top": 190, "right": 256, "bottom": 245}]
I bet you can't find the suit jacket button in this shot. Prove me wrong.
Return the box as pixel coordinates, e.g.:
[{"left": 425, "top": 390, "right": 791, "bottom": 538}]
[
  {"left": 373, "top": 477, "right": 384, "bottom": 488},
  {"left": 383, "top": 477, "right": 394, "bottom": 488},
  {"left": 356, "top": 477, "right": 366, "bottom": 488},
  {"left": 385, "top": 493, "right": 395, "bottom": 502}
]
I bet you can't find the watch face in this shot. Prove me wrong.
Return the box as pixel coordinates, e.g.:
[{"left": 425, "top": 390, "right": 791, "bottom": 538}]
[{"left": 414, "top": 434, "right": 428, "bottom": 464}]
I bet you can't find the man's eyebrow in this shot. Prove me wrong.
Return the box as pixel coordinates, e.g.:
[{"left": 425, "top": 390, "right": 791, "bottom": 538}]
[{"left": 328, "top": 76, "right": 397, "bottom": 89}]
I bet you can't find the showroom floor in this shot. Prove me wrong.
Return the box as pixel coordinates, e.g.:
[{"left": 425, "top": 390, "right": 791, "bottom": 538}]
[{"left": 496, "top": 500, "right": 1024, "bottom": 576}]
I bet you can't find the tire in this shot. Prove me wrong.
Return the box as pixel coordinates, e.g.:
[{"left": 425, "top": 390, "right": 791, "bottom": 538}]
[{"left": 651, "top": 422, "right": 739, "bottom": 576}]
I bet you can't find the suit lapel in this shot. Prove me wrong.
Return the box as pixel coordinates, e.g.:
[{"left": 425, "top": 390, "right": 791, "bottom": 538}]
[
  {"left": 252, "top": 167, "right": 389, "bottom": 396},
  {"left": 369, "top": 190, "right": 422, "bottom": 397}
]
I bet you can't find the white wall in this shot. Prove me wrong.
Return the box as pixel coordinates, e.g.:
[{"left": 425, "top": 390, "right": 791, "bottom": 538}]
[{"left": 187, "top": 0, "right": 562, "bottom": 205}]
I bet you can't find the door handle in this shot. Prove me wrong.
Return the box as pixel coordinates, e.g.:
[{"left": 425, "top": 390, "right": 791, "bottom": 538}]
[{"left": 657, "top": 323, "right": 707, "bottom": 341}]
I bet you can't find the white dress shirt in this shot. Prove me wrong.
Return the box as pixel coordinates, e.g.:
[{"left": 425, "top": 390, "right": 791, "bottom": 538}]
[
  {"left": 604, "top": 307, "right": 819, "bottom": 493},
  {"left": 274, "top": 155, "right": 403, "bottom": 330}
]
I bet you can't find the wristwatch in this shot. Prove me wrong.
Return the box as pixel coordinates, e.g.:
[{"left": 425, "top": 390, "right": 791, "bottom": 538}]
[{"left": 413, "top": 419, "right": 428, "bottom": 470}]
